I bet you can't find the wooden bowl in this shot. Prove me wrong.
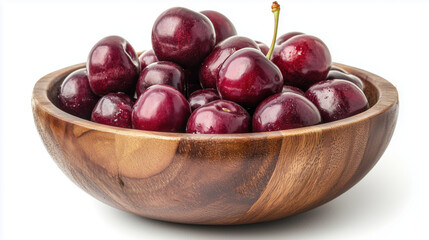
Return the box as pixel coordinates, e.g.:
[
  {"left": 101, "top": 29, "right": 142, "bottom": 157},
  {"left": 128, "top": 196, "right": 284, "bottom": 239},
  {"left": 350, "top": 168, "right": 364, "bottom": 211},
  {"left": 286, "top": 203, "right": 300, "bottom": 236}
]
[{"left": 32, "top": 63, "right": 398, "bottom": 225}]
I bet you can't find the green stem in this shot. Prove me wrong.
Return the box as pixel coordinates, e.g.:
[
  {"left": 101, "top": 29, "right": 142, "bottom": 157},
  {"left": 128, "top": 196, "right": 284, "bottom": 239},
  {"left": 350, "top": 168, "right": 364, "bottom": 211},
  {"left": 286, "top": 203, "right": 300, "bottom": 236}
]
[{"left": 266, "top": 2, "right": 280, "bottom": 60}]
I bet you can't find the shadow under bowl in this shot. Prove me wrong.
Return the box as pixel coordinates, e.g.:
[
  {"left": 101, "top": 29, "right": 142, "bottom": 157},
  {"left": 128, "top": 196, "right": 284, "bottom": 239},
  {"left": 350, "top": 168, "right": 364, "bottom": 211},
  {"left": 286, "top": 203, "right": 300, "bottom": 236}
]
[{"left": 32, "top": 63, "right": 398, "bottom": 225}]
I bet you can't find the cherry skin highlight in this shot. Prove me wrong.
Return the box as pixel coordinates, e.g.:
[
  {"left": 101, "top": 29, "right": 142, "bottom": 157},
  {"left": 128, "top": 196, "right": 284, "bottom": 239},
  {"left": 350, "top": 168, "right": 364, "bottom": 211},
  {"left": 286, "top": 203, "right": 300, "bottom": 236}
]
[
  {"left": 327, "top": 70, "right": 364, "bottom": 90},
  {"left": 151, "top": 7, "right": 215, "bottom": 68},
  {"left": 136, "top": 61, "right": 185, "bottom": 97},
  {"left": 305, "top": 79, "right": 369, "bottom": 122},
  {"left": 217, "top": 48, "right": 283, "bottom": 108},
  {"left": 200, "top": 10, "right": 237, "bottom": 44},
  {"left": 199, "top": 36, "right": 260, "bottom": 89},
  {"left": 186, "top": 100, "right": 251, "bottom": 134},
  {"left": 188, "top": 88, "right": 220, "bottom": 111},
  {"left": 87, "top": 35, "right": 140, "bottom": 96},
  {"left": 282, "top": 85, "right": 305, "bottom": 95},
  {"left": 276, "top": 31, "right": 304, "bottom": 45},
  {"left": 253, "top": 92, "right": 321, "bottom": 132},
  {"left": 138, "top": 49, "right": 158, "bottom": 71},
  {"left": 132, "top": 85, "right": 191, "bottom": 132},
  {"left": 58, "top": 68, "right": 99, "bottom": 120},
  {"left": 271, "top": 34, "right": 332, "bottom": 91},
  {"left": 91, "top": 92, "right": 134, "bottom": 128},
  {"left": 330, "top": 65, "right": 347, "bottom": 73},
  {"left": 255, "top": 41, "right": 269, "bottom": 55}
]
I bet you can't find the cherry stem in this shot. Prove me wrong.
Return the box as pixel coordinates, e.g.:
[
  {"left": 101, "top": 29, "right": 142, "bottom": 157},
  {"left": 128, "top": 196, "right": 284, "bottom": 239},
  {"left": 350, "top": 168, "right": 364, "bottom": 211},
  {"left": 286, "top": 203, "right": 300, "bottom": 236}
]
[{"left": 266, "top": 1, "right": 280, "bottom": 60}]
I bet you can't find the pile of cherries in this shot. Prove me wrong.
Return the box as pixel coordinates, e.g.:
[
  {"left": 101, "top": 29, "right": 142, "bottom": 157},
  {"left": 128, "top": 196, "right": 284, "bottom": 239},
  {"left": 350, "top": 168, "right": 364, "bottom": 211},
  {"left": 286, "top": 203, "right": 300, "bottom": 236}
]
[{"left": 58, "top": 2, "right": 369, "bottom": 134}]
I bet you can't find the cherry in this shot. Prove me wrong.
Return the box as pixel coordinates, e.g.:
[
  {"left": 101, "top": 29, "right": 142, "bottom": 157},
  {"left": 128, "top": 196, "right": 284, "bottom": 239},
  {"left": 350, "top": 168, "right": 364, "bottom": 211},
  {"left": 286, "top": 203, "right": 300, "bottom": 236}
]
[
  {"left": 217, "top": 3, "right": 283, "bottom": 109},
  {"left": 87, "top": 35, "right": 140, "bottom": 96},
  {"left": 200, "top": 10, "right": 237, "bottom": 45},
  {"left": 136, "top": 61, "right": 184, "bottom": 97},
  {"left": 255, "top": 41, "right": 269, "bottom": 55},
  {"left": 282, "top": 85, "right": 305, "bottom": 95},
  {"left": 138, "top": 49, "right": 158, "bottom": 71},
  {"left": 305, "top": 79, "right": 369, "bottom": 122},
  {"left": 253, "top": 92, "right": 321, "bottom": 132},
  {"left": 276, "top": 31, "right": 303, "bottom": 45},
  {"left": 91, "top": 92, "right": 134, "bottom": 128},
  {"left": 271, "top": 34, "right": 332, "bottom": 91},
  {"left": 132, "top": 85, "right": 191, "bottom": 132},
  {"left": 151, "top": 7, "right": 215, "bottom": 68},
  {"left": 217, "top": 48, "right": 283, "bottom": 108},
  {"left": 199, "top": 36, "right": 260, "bottom": 89},
  {"left": 327, "top": 70, "right": 364, "bottom": 90},
  {"left": 188, "top": 88, "right": 220, "bottom": 111},
  {"left": 58, "top": 68, "right": 99, "bottom": 120},
  {"left": 186, "top": 100, "right": 250, "bottom": 134}
]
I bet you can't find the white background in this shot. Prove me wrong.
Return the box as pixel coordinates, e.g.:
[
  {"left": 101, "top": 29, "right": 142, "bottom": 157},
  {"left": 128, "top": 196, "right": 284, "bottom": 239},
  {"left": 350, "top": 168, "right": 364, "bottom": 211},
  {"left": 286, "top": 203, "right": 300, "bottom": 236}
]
[{"left": 0, "top": 0, "right": 428, "bottom": 239}]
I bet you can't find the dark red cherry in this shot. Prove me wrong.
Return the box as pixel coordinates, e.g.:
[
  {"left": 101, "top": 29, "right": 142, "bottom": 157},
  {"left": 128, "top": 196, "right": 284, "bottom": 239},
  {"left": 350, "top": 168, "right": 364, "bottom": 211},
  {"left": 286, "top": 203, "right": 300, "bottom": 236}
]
[
  {"left": 87, "top": 35, "right": 140, "bottom": 96},
  {"left": 186, "top": 100, "right": 250, "bottom": 134},
  {"left": 200, "top": 10, "right": 237, "bottom": 45},
  {"left": 138, "top": 49, "right": 158, "bottom": 71},
  {"left": 255, "top": 41, "right": 269, "bottom": 55},
  {"left": 58, "top": 68, "right": 99, "bottom": 120},
  {"left": 217, "top": 48, "right": 283, "bottom": 108},
  {"left": 271, "top": 34, "right": 332, "bottom": 91},
  {"left": 188, "top": 88, "right": 220, "bottom": 111},
  {"left": 151, "top": 7, "right": 215, "bottom": 68},
  {"left": 91, "top": 92, "right": 134, "bottom": 128},
  {"left": 327, "top": 70, "right": 364, "bottom": 90},
  {"left": 253, "top": 92, "right": 321, "bottom": 132},
  {"left": 282, "top": 85, "right": 305, "bottom": 95},
  {"left": 132, "top": 85, "right": 191, "bottom": 132},
  {"left": 136, "top": 61, "right": 184, "bottom": 97},
  {"left": 276, "top": 31, "right": 304, "bottom": 45},
  {"left": 199, "top": 36, "right": 259, "bottom": 89},
  {"left": 305, "top": 79, "right": 369, "bottom": 122}
]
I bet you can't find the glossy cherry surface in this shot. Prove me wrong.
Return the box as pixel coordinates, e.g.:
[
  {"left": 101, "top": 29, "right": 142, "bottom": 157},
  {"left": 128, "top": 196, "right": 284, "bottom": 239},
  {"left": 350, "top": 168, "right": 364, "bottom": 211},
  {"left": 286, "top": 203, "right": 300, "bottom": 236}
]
[
  {"left": 200, "top": 10, "right": 237, "bottom": 44},
  {"left": 255, "top": 41, "right": 269, "bottom": 55},
  {"left": 186, "top": 100, "right": 250, "bottom": 134},
  {"left": 327, "top": 70, "right": 364, "bottom": 90},
  {"left": 305, "top": 79, "right": 369, "bottom": 123},
  {"left": 253, "top": 92, "right": 321, "bottom": 132},
  {"left": 271, "top": 34, "right": 331, "bottom": 91},
  {"left": 132, "top": 85, "right": 191, "bottom": 132},
  {"left": 330, "top": 65, "right": 347, "bottom": 73},
  {"left": 199, "top": 36, "right": 259, "bottom": 89},
  {"left": 91, "top": 92, "right": 134, "bottom": 128},
  {"left": 217, "top": 48, "right": 283, "bottom": 108},
  {"left": 282, "top": 85, "right": 305, "bottom": 95},
  {"left": 58, "top": 68, "right": 99, "bottom": 120},
  {"left": 87, "top": 35, "right": 140, "bottom": 96},
  {"left": 152, "top": 7, "right": 215, "bottom": 68},
  {"left": 276, "top": 31, "right": 303, "bottom": 45},
  {"left": 138, "top": 49, "right": 158, "bottom": 71},
  {"left": 188, "top": 88, "right": 220, "bottom": 111},
  {"left": 136, "top": 61, "right": 184, "bottom": 96}
]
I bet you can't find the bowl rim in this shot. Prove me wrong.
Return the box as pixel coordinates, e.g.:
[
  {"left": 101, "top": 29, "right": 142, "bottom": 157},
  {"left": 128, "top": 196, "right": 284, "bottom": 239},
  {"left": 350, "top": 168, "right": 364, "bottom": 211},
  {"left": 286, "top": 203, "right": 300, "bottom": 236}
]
[{"left": 32, "top": 62, "right": 398, "bottom": 141}]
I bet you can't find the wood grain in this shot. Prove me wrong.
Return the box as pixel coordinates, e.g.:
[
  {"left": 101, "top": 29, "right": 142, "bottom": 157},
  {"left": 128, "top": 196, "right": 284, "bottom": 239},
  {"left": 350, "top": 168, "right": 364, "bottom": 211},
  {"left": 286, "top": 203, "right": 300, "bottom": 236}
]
[{"left": 32, "top": 63, "right": 399, "bottom": 225}]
